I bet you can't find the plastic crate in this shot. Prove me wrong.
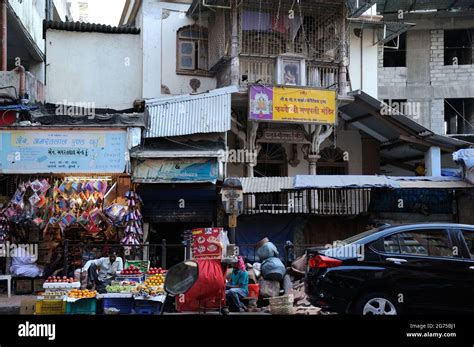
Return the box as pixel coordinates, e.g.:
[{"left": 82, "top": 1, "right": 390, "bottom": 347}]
[
  {"left": 134, "top": 300, "right": 162, "bottom": 315},
  {"left": 36, "top": 300, "right": 66, "bottom": 315},
  {"left": 33, "top": 278, "right": 46, "bottom": 293},
  {"left": 125, "top": 260, "right": 149, "bottom": 273},
  {"left": 103, "top": 297, "right": 134, "bottom": 314},
  {"left": 66, "top": 298, "right": 97, "bottom": 315},
  {"left": 115, "top": 274, "right": 144, "bottom": 283},
  {"left": 14, "top": 278, "right": 33, "bottom": 295}
]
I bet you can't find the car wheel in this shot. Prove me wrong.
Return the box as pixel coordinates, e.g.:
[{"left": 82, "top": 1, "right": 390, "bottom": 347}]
[{"left": 353, "top": 293, "right": 399, "bottom": 315}]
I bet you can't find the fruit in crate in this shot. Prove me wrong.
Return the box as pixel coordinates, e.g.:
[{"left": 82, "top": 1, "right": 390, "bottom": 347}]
[
  {"left": 46, "top": 276, "right": 75, "bottom": 283},
  {"left": 67, "top": 289, "right": 97, "bottom": 298},
  {"left": 145, "top": 274, "right": 165, "bottom": 286},
  {"left": 146, "top": 267, "right": 166, "bottom": 275},
  {"left": 106, "top": 284, "right": 136, "bottom": 293},
  {"left": 120, "top": 265, "right": 142, "bottom": 275}
]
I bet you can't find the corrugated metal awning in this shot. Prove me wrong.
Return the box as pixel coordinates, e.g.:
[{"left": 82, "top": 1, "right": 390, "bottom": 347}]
[
  {"left": 239, "top": 175, "right": 474, "bottom": 192},
  {"left": 145, "top": 86, "right": 238, "bottom": 138},
  {"left": 295, "top": 175, "right": 397, "bottom": 189},
  {"left": 239, "top": 177, "right": 295, "bottom": 193},
  {"left": 339, "top": 90, "right": 472, "bottom": 163}
]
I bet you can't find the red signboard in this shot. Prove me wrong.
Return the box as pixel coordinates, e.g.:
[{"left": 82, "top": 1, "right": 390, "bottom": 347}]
[{"left": 192, "top": 227, "right": 223, "bottom": 259}]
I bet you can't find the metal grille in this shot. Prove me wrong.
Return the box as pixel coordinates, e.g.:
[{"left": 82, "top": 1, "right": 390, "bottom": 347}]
[
  {"left": 208, "top": 9, "right": 230, "bottom": 69},
  {"left": 239, "top": 0, "right": 344, "bottom": 62},
  {"left": 243, "top": 188, "right": 371, "bottom": 215}
]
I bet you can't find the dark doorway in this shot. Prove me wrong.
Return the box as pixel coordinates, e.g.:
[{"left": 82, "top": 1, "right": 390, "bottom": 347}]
[
  {"left": 150, "top": 222, "right": 197, "bottom": 269},
  {"left": 254, "top": 143, "right": 288, "bottom": 177}
]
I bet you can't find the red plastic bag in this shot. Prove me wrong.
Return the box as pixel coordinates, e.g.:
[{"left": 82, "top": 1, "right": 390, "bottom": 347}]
[{"left": 176, "top": 259, "right": 225, "bottom": 312}]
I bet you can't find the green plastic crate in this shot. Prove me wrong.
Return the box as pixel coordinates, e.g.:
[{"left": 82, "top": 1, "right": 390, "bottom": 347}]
[
  {"left": 66, "top": 298, "right": 97, "bottom": 315},
  {"left": 125, "top": 260, "right": 150, "bottom": 273}
]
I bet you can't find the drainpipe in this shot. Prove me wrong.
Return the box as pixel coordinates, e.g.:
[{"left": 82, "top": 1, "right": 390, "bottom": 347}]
[
  {"left": 1, "top": 0, "right": 7, "bottom": 71},
  {"left": 230, "top": 0, "right": 239, "bottom": 86},
  {"left": 13, "top": 65, "right": 26, "bottom": 100}
]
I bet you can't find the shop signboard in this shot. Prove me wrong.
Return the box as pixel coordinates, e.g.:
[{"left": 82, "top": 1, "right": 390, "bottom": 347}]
[
  {"left": 132, "top": 158, "right": 218, "bottom": 183},
  {"left": 0, "top": 130, "right": 127, "bottom": 173},
  {"left": 249, "top": 86, "right": 337, "bottom": 124}
]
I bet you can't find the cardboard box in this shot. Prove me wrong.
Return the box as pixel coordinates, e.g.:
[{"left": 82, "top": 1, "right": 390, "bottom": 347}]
[
  {"left": 14, "top": 278, "right": 33, "bottom": 295},
  {"left": 20, "top": 299, "right": 37, "bottom": 315}
]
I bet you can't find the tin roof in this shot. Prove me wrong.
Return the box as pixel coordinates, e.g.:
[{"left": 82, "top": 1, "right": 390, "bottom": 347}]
[
  {"left": 145, "top": 86, "right": 238, "bottom": 138},
  {"left": 239, "top": 176, "right": 295, "bottom": 193},
  {"left": 44, "top": 20, "right": 140, "bottom": 35}
]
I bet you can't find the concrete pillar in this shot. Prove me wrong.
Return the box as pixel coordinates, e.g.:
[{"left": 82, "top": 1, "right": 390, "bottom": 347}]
[{"left": 425, "top": 146, "right": 441, "bottom": 176}]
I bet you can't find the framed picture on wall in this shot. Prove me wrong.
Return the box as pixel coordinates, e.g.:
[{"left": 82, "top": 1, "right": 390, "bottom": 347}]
[
  {"left": 283, "top": 59, "right": 300, "bottom": 85},
  {"left": 276, "top": 55, "right": 306, "bottom": 86}
]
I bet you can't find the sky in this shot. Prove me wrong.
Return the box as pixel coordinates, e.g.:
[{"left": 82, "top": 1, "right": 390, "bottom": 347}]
[{"left": 69, "top": 0, "right": 127, "bottom": 26}]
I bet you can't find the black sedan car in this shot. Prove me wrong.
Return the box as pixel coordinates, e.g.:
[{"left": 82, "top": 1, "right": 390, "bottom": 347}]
[{"left": 305, "top": 223, "right": 474, "bottom": 315}]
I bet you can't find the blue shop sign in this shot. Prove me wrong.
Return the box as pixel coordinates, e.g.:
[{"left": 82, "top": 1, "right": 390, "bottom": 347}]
[{"left": 0, "top": 130, "right": 127, "bottom": 173}]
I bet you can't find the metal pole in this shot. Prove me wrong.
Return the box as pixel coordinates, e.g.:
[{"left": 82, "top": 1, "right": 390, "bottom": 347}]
[
  {"left": 230, "top": 0, "right": 240, "bottom": 86},
  {"left": 229, "top": 227, "right": 235, "bottom": 244},
  {"left": 161, "top": 239, "right": 167, "bottom": 269},
  {"left": 0, "top": 0, "right": 7, "bottom": 71},
  {"left": 63, "top": 240, "right": 68, "bottom": 276},
  {"left": 339, "top": 3, "right": 348, "bottom": 95}
]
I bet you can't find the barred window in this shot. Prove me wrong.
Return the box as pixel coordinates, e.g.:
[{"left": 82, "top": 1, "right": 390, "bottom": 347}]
[{"left": 177, "top": 26, "right": 209, "bottom": 72}]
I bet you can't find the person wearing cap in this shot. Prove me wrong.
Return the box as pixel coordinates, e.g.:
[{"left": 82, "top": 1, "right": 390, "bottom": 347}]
[{"left": 225, "top": 256, "right": 249, "bottom": 312}]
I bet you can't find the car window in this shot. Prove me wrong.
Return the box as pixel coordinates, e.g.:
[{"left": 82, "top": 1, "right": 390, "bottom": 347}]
[
  {"left": 397, "top": 230, "right": 452, "bottom": 257},
  {"left": 341, "top": 225, "right": 391, "bottom": 244},
  {"left": 383, "top": 234, "right": 400, "bottom": 254},
  {"left": 461, "top": 230, "right": 474, "bottom": 259}
]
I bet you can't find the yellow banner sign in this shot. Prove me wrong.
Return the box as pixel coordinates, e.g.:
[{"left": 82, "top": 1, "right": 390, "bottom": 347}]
[{"left": 249, "top": 86, "right": 337, "bottom": 124}]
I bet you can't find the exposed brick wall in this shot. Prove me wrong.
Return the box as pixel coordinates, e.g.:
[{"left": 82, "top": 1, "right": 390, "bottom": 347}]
[
  {"left": 430, "top": 99, "right": 445, "bottom": 134},
  {"left": 377, "top": 45, "right": 407, "bottom": 90},
  {"left": 378, "top": 29, "right": 474, "bottom": 135},
  {"left": 430, "top": 30, "right": 474, "bottom": 86}
]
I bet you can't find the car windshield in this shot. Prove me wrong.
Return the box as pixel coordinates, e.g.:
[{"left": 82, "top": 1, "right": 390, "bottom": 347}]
[{"left": 339, "top": 225, "right": 390, "bottom": 245}]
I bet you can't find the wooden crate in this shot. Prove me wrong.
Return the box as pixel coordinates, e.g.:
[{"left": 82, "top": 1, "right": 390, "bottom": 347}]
[{"left": 14, "top": 278, "right": 33, "bottom": 295}]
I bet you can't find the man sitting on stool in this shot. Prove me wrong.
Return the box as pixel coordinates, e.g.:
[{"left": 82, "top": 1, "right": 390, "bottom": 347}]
[{"left": 82, "top": 250, "right": 123, "bottom": 293}]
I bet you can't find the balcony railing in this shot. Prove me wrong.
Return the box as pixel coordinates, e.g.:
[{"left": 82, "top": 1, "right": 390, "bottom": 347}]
[
  {"left": 243, "top": 188, "right": 372, "bottom": 216},
  {"left": 306, "top": 63, "right": 339, "bottom": 89},
  {"left": 240, "top": 56, "right": 275, "bottom": 85}
]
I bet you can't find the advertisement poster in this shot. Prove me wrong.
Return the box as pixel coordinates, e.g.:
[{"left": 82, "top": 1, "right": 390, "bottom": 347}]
[
  {"left": 249, "top": 85, "right": 336, "bottom": 124},
  {"left": 192, "top": 227, "right": 223, "bottom": 259},
  {"left": 132, "top": 158, "right": 218, "bottom": 183},
  {"left": 0, "top": 130, "right": 127, "bottom": 173}
]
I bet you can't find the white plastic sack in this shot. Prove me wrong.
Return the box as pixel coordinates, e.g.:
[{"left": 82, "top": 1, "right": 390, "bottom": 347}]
[
  {"left": 219, "top": 230, "right": 230, "bottom": 257},
  {"left": 10, "top": 250, "right": 43, "bottom": 277}
]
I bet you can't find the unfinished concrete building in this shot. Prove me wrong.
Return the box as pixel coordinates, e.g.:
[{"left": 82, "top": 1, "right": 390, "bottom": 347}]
[{"left": 378, "top": 3, "right": 474, "bottom": 140}]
